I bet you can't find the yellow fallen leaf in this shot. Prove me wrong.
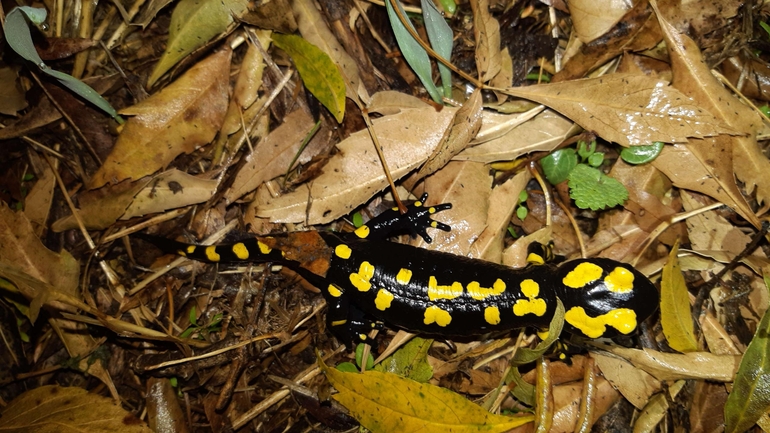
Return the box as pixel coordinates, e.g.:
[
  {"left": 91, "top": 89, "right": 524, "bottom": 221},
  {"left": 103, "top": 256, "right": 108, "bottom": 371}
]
[
  {"left": 660, "top": 239, "right": 698, "bottom": 352},
  {"left": 89, "top": 48, "right": 231, "bottom": 189},
  {"left": 321, "top": 357, "right": 533, "bottom": 432}
]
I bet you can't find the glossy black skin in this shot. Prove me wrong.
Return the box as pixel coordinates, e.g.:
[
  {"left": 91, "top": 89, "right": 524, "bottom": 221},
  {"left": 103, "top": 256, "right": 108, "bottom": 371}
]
[{"left": 320, "top": 233, "right": 658, "bottom": 339}]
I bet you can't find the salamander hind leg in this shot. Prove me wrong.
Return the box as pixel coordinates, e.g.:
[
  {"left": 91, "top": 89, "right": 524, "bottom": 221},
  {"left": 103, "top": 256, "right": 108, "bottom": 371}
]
[{"left": 325, "top": 284, "right": 382, "bottom": 349}]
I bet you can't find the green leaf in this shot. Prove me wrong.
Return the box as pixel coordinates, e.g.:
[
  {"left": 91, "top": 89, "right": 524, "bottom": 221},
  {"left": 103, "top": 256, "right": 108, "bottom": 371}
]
[
  {"left": 374, "top": 337, "right": 433, "bottom": 382},
  {"left": 724, "top": 273, "right": 770, "bottom": 433},
  {"left": 4, "top": 7, "right": 120, "bottom": 121},
  {"left": 587, "top": 152, "right": 604, "bottom": 167},
  {"left": 516, "top": 206, "right": 528, "bottom": 220},
  {"left": 337, "top": 362, "right": 359, "bottom": 373},
  {"left": 385, "top": 0, "right": 442, "bottom": 104},
  {"left": 567, "top": 164, "right": 628, "bottom": 211},
  {"left": 147, "top": 0, "right": 248, "bottom": 87},
  {"left": 761, "top": 105, "right": 770, "bottom": 118},
  {"left": 189, "top": 305, "right": 198, "bottom": 326},
  {"left": 540, "top": 148, "right": 577, "bottom": 185},
  {"left": 272, "top": 34, "right": 346, "bottom": 123},
  {"left": 355, "top": 343, "right": 375, "bottom": 370},
  {"left": 576, "top": 140, "right": 596, "bottom": 160},
  {"left": 660, "top": 240, "right": 697, "bottom": 352},
  {"left": 353, "top": 212, "right": 364, "bottom": 228},
  {"left": 620, "top": 142, "right": 665, "bottom": 165},
  {"left": 511, "top": 299, "right": 564, "bottom": 365},
  {"left": 761, "top": 21, "right": 770, "bottom": 39},
  {"left": 420, "top": 0, "right": 453, "bottom": 98},
  {"left": 506, "top": 368, "right": 535, "bottom": 406},
  {"left": 517, "top": 190, "right": 528, "bottom": 203},
  {"left": 436, "top": 0, "right": 457, "bottom": 15}
]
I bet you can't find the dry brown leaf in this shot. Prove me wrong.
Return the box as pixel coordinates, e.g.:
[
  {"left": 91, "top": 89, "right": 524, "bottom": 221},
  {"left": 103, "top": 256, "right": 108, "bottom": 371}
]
[
  {"left": 89, "top": 48, "right": 231, "bottom": 189},
  {"left": 689, "top": 381, "right": 729, "bottom": 433},
  {"left": 652, "top": 0, "right": 770, "bottom": 213},
  {"left": 470, "top": 170, "right": 530, "bottom": 262},
  {"left": 219, "top": 31, "right": 271, "bottom": 138},
  {"left": 490, "top": 47, "right": 512, "bottom": 103},
  {"left": 407, "top": 89, "right": 483, "bottom": 189},
  {"left": 24, "top": 158, "right": 55, "bottom": 235},
  {"left": 367, "top": 90, "right": 432, "bottom": 114},
  {"left": 457, "top": 109, "right": 576, "bottom": 163},
  {"left": 652, "top": 143, "right": 759, "bottom": 226},
  {"left": 0, "top": 385, "right": 151, "bottom": 432},
  {"left": 503, "top": 73, "right": 740, "bottom": 146},
  {"left": 52, "top": 179, "right": 148, "bottom": 232},
  {"left": 413, "top": 161, "right": 491, "bottom": 256},
  {"left": 293, "top": 0, "right": 369, "bottom": 104},
  {"left": 224, "top": 109, "right": 316, "bottom": 203},
  {"left": 607, "top": 347, "right": 740, "bottom": 382},
  {"left": 146, "top": 378, "right": 188, "bottom": 432},
  {"left": 550, "top": 376, "right": 621, "bottom": 432},
  {"left": 470, "top": 0, "right": 501, "bottom": 82},
  {"left": 257, "top": 106, "right": 457, "bottom": 224},
  {"left": 0, "top": 203, "right": 79, "bottom": 298},
  {"left": 592, "top": 351, "right": 661, "bottom": 409},
  {"left": 634, "top": 380, "right": 686, "bottom": 432},
  {"left": 570, "top": 0, "right": 633, "bottom": 44},
  {"left": 680, "top": 191, "right": 752, "bottom": 255}
]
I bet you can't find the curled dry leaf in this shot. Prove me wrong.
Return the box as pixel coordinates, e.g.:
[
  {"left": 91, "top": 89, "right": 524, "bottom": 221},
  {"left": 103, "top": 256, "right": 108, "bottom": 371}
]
[
  {"left": 407, "top": 88, "right": 483, "bottom": 188},
  {"left": 470, "top": 0, "right": 501, "bottom": 82},
  {"left": 89, "top": 48, "right": 231, "bottom": 189},
  {"left": 569, "top": 0, "right": 633, "bottom": 44},
  {"left": 607, "top": 346, "right": 740, "bottom": 382}
]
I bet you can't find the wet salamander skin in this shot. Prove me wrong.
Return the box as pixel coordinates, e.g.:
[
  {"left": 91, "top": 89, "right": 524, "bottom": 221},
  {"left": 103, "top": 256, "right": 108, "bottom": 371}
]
[{"left": 141, "top": 196, "right": 658, "bottom": 346}]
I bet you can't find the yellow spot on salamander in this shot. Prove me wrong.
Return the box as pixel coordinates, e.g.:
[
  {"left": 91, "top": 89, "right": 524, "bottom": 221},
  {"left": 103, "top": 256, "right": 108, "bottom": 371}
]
[
  {"left": 177, "top": 250, "right": 187, "bottom": 257},
  {"left": 331, "top": 319, "right": 347, "bottom": 326},
  {"left": 396, "top": 268, "right": 412, "bottom": 285},
  {"left": 359, "top": 334, "right": 367, "bottom": 341},
  {"left": 424, "top": 305, "right": 452, "bottom": 327},
  {"left": 526, "top": 253, "right": 545, "bottom": 265},
  {"left": 354, "top": 225, "right": 370, "bottom": 239},
  {"left": 563, "top": 262, "right": 604, "bottom": 288},
  {"left": 186, "top": 245, "right": 196, "bottom": 254},
  {"left": 427, "top": 276, "right": 463, "bottom": 301},
  {"left": 430, "top": 221, "right": 438, "bottom": 228},
  {"left": 232, "top": 243, "right": 249, "bottom": 260},
  {"left": 467, "top": 279, "right": 506, "bottom": 301},
  {"left": 375, "top": 289, "right": 394, "bottom": 311},
  {"left": 537, "top": 330, "right": 549, "bottom": 340},
  {"left": 205, "top": 246, "right": 220, "bottom": 262},
  {"left": 257, "top": 241, "right": 272, "bottom": 254},
  {"left": 484, "top": 306, "right": 501, "bottom": 325},
  {"left": 604, "top": 267, "right": 634, "bottom": 293},
  {"left": 334, "top": 244, "right": 352, "bottom": 259},
  {"left": 349, "top": 261, "right": 375, "bottom": 292},
  {"left": 564, "top": 307, "right": 638, "bottom": 338},
  {"left": 513, "top": 279, "right": 547, "bottom": 316},
  {"left": 428, "top": 207, "right": 436, "bottom": 214},
  {"left": 414, "top": 200, "right": 423, "bottom": 207},
  {"left": 328, "top": 285, "right": 342, "bottom": 298}
]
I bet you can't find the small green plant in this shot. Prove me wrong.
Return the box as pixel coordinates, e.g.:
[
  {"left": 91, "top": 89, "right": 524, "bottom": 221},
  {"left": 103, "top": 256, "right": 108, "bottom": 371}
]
[
  {"left": 336, "top": 342, "right": 375, "bottom": 372},
  {"left": 515, "top": 190, "right": 528, "bottom": 220},
  {"left": 540, "top": 140, "right": 628, "bottom": 211},
  {"left": 179, "top": 306, "right": 223, "bottom": 339}
]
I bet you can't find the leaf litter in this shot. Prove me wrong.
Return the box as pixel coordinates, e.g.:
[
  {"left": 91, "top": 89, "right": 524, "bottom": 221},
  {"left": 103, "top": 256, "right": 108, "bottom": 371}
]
[{"left": 1, "top": 0, "right": 770, "bottom": 432}]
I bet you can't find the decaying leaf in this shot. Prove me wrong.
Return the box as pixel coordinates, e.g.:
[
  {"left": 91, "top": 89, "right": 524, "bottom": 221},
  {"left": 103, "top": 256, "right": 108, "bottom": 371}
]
[
  {"left": 471, "top": 0, "right": 501, "bottom": 82},
  {"left": 607, "top": 346, "right": 740, "bottom": 382},
  {"left": 0, "top": 385, "right": 151, "bottom": 433},
  {"left": 147, "top": 0, "right": 248, "bottom": 86},
  {"left": 90, "top": 48, "right": 231, "bottom": 189}
]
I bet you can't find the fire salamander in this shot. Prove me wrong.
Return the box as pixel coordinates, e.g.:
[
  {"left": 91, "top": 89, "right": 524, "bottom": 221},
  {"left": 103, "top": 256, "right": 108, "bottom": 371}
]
[{"left": 138, "top": 194, "right": 658, "bottom": 347}]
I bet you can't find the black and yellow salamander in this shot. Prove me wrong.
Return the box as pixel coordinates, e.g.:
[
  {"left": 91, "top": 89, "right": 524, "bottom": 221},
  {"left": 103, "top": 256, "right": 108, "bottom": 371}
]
[{"left": 138, "top": 194, "right": 658, "bottom": 347}]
